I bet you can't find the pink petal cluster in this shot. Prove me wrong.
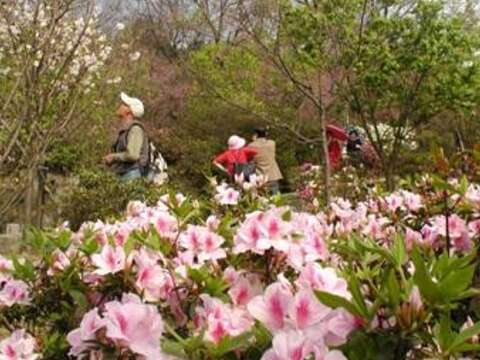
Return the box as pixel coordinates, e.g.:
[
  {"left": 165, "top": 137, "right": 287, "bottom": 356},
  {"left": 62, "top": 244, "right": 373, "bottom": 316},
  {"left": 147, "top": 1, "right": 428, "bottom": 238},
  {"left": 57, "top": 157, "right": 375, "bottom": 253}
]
[
  {"left": 134, "top": 249, "right": 174, "bottom": 302},
  {"left": 215, "top": 183, "right": 240, "bottom": 205},
  {"left": 0, "top": 330, "right": 38, "bottom": 360},
  {"left": 67, "top": 308, "right": 105, "bottom": 356},
  {"left": 0, "top": 279, "right": 30, "bottom": 307},
  {"left": 234, "top": 209, "right": 330, "bottom": 269},
  {"left": 248, "top": 273, "right": 355, "bottom": 360},
  {"left": 67, "top": 294, "right": 168, "bottom": 359},
  {"left": 90, "top": 245, "right": 126, "bottom": 276},
  {"left": 195, "top": 294, "right": 254, "bottom": 344},
  {"left": 179, "top": 225, "right": 227, "bottom": 264}
]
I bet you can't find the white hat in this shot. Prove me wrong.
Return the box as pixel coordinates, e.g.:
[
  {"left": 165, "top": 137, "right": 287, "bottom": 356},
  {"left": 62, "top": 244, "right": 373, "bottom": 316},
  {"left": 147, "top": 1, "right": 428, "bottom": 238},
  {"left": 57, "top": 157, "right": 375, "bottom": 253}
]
[
  {"left": 120, "top": 92, "right": 144, "bottom": 118},
  {"left": 228, "top": 135, "right": 246, "bottom": 150}
]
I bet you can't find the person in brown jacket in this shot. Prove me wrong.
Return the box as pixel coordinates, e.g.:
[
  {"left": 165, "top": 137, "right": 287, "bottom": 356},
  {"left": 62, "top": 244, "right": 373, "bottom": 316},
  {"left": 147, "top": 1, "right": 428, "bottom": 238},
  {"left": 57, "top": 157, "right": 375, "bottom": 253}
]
[{"left": 249, "top": 128, "right": 283, "bottom": 194}]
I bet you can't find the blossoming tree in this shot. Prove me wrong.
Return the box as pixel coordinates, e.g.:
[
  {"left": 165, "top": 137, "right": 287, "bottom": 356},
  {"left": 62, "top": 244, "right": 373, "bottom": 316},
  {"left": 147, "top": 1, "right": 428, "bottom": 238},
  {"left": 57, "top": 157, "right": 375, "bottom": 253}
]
[{"left": 0, "top": 0, "right": 112, "bottom": 220}]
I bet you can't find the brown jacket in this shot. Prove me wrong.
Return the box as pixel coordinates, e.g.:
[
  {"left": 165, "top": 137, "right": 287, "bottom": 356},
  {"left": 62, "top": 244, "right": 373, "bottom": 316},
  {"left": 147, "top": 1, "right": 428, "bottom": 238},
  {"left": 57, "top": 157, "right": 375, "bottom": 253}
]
[{"left": 249, "top": 138, "right": 283, "bottom": 182}]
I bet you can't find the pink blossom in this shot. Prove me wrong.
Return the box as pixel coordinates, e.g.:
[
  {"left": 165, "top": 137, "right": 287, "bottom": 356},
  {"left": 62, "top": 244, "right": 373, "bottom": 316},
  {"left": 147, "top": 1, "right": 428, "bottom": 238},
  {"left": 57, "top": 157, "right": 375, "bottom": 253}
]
[
  {"left": 247, "top": 282, "right": 293, "bottom": 332},
  {"left": 362, "top": 215, "right": 388, "bottom": 240},
  {"left": 153, "top": 211, "right": 178, "bottom": 240},
  {"left": 401, "top": 191, "right": 423, "bottom": 212},
  {"left": 196, "top": 295, "right": 253, "bottom": 344},
  {"left": 234, "top": 218, "right": 271, "bottom": 255},
  {"left": 466, "top": 184, "right": 480, "bottom": 208},
  {"left": 229, "top": 274, "right": 263, "bottom": 306},
  {"left": 289, "top": 290, "right": 330, "bottom": 330},
  {"left": 0, "top": 330, "right": 38, "bottom": 360},
  {"left": 113, "top": 227, "right": 130, "bottom": 246},
  {"left": 47, "top": 249, "right": 71, "bottom": 275},
  {"left": 206, "top": 215, "right": 220, "bottom": 231},
  {"left": 0, "top": 256, "right": 13, "bottom": 272},
  {"left": 405, "top": 228, "right": 423, "bottom": 251},
  {"left": 296, "top": 264, "right": 351, "bottom": 300},
  {"left": 91, "top": 245, "right": 126, "bottom": 276},
  {"left": 261, "top": 330, "right": 312, "bottom": 360},
  {"left": 383, "top": 193, "right": 404, "bottom": 213},
  {"left": 432, "top": 215, "right": 472, "bottom": 252},
  {"left": 215, "top": 184, "right": 240, "bottom": 205},
  {"left": 104, "top": 293, "right": 166, "bottom": 359},
  {"left": 323, "top": 310, "right": 357, "bottom": 347},
  {"left": 179, "top": 225, "right": 226, "bottom": 264},
  {"left": 134, "top": 250, "right": 174, "bottom": 302},
  {"left": 409, "top": 286, "right": 423, "bottom": 312},
  {"left": 0, "top": 280, "right": 30, "bottom": 307},
  {"left": 67, "top": 308, "right": 105, "bottom": 356}
]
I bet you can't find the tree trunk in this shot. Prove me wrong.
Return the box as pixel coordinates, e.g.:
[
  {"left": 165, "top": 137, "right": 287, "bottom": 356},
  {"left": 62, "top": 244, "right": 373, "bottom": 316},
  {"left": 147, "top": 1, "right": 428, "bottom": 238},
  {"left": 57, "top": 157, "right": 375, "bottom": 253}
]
[{"left": 320, "top": 110, "right": 331, "bottom": 205}]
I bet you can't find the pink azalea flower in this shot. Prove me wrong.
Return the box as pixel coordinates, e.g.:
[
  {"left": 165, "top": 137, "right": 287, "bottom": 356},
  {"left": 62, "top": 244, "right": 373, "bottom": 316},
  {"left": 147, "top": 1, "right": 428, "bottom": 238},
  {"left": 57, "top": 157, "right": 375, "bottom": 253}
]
[
  {"left": 47, "top": 249, "right": 71, "bottom": 276},
  {"left": 383, "top": 193, "right": 404, "bottom": 213},
  {"left": 323, "top": 310, "right": 357, "bottom": 347},
  {"left": 466, "top": 184, "right": 480, "bottom": 208},
  {"left": 468, "top": 219, "right": 480, "bottom": 237},
  {"left": 261, "top": 330, "right": 312, "bottom": 360},
  {"left": 362, "top": 215, "right": 388, "bottom": 240},
  {"left": 401, "top": 191, "right": 423, "bottom": 212},
  {"left": 134, "top": 250, "right": 174, "bottom": 302},
  {"left": 288, "top": 290, "right": 330, "bottom": 330},
  {"left": 0, "top": 280, "right": 30, "bottom": 307},
  {"left": 215, "top": 184, "right": 240, "bottom": 205},
  {"left": 405, "top": 228, "right": 423, "bottom": 251},
  {"left": 0, "top": 330, "right": 38, "bottom": 360},
  {"left": 223, "top": 266, "right": 243, "bottom": 285},
  {"left": 409, "top": 286, "right": 423, "bottom": 312},
  {"left": 179, "top": 226, "right": 226, "bottom": 264},
  {"left": 302, "top": 231, "right": 329, "bottom": 263},
  {"left": 104, "top": 293, "right": 166, "bottom": 359},
  {"left": 91, "top": 245, "right": 126, "bottom": 276},
  {"left": 421, "top": 224, "right": 438, "bottom": 248},
  {"left": 259, "top": 211, "right": 291, "bottom": 252},
  {"left": 67, "top": 308, "right": 105, "bottom": 356},
  {"left": 0, "top": 256, "right": 13, "bottom": 272},
  {"left": 152, "top": 211, "right": 178, "bottom": 240},
  {"left": 196, "top": 295, "right": 253, "bottom": 344},
  {"left": 206, "top": 215, "right": 220, "bottom": 231},
  {"left": 247, "top": 282, "right": 293, "bottom": 332},
  {"left": 113, "top": 227, "right": 130, "bottom": 246},
  {"left": 229, "top": 274, "right": 263, "bottom": 306},
  {"left": 296, "top": 263, "right": 351, "bottom": 300},
  {"left": 432, "top": 215, "right": 472, "bottom": 252},
  {"left": 234, "top": 218, "right": 271, "bottom": 255}
]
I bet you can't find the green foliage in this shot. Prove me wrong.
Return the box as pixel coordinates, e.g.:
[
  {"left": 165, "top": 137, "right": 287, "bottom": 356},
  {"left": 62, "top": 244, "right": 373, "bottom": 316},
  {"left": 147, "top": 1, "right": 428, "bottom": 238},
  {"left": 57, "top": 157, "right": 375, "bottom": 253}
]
[{"left": 57, "top": 169, "right": 167, "bottom": 230}]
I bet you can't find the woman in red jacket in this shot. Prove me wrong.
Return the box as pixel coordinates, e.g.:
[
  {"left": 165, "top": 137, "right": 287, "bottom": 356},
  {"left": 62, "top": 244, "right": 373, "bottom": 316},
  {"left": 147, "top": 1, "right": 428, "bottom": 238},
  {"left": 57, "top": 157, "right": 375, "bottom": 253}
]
[{"left": 213, "top": 135, "right": 257, "bottom": 179}]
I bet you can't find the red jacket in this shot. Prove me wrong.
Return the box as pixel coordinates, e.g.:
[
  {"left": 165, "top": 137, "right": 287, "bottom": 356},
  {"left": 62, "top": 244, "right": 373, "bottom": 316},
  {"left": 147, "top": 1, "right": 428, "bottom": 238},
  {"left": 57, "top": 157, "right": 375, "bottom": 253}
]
[{"left": 214, "top": 147, "right": 257, "bottom": 175}]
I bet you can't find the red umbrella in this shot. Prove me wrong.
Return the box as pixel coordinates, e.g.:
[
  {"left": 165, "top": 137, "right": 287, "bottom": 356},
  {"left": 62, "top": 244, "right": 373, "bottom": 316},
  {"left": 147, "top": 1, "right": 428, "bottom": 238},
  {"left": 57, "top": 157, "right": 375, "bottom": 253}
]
[{"left": 326, "top": 124, "right": 348, "bottom": 141}]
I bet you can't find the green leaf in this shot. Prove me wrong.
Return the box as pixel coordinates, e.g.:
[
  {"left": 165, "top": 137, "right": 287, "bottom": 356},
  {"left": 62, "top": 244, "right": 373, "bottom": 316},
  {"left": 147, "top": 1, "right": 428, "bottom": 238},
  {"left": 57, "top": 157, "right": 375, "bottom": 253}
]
[
  {"left": 448, "top": 321, "right": 480, "bottom": 352},
  {"left": 386, "top": 270, "right": 401, "bottom": 309},
  {"left": 348, "top": 276, "right": 369, "bottom": 318},
  {"left": 392, "top": 235, "right": 407, "bottom": 267},
  {"left": 315, "top": 290, "right": 361, "bottom": 317},
  {"left": 69, "top": 289, "right": 88, "bottom": 310},
  {"left": 435, "top": 315, "right": 454, "bottom": 351},
  {"left": 162, "top": 339, "right": 187, "bottom": 358},
  {"left": 206, "top": 332, "right": 253, "bottom": 358},
  {"left": 411, "top": 247, "right": 441, "bottom": 304},
  {"left": 12, "top": 257, "right": 36, "bottom": 282}
]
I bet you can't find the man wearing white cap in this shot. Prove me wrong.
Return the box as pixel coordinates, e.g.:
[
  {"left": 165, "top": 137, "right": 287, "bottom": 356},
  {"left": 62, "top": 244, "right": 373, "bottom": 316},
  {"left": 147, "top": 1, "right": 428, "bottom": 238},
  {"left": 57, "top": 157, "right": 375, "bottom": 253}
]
[{"left": 104, "top": 93, "right": 150, "bottom": 182}]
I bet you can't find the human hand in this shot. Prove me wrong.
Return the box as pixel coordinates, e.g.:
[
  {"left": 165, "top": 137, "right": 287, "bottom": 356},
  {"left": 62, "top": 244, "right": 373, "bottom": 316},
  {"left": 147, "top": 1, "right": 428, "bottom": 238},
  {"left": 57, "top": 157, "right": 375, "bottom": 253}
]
[{"left": 104, "top": 154, "right": 115, "bottom": 165}]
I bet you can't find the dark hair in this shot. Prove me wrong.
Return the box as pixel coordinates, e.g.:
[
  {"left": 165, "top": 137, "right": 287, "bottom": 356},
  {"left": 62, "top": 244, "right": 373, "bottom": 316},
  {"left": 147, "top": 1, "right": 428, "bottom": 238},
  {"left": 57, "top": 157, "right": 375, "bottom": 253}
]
[{"left": 254, "top": 127, "right": 267, "bottom": 138}]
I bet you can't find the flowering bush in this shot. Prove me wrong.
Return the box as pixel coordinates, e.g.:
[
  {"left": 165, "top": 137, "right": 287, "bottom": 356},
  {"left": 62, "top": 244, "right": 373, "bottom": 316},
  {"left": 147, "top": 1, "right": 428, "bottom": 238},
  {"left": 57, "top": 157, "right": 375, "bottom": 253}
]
[{"left": 1, "top": 176, "right": 480, "bottom": 359}]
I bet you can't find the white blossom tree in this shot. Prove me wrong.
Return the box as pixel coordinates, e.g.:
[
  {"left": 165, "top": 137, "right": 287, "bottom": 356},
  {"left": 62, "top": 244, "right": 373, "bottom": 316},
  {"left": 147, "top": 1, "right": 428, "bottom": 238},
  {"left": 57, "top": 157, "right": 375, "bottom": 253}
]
[{"left": 0, "top": 0, "right": 113, "bottom": 220}]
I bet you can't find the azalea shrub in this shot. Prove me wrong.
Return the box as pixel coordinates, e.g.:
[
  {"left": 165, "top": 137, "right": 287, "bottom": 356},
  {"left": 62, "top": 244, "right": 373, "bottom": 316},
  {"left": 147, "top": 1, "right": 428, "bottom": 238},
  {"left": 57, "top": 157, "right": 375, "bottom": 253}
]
[{"left": 1, "top": 175, "right": 480, "bottom": 359}]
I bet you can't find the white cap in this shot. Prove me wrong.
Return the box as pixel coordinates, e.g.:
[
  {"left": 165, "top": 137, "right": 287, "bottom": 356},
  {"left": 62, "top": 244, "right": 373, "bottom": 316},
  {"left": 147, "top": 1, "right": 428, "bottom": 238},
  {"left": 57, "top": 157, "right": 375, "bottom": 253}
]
[
  {"left": 228, "top": 135, "right": 246, "bottom": 150},
  {"left": 120, "top": 92, "right": 144, "bottom": 118}
]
